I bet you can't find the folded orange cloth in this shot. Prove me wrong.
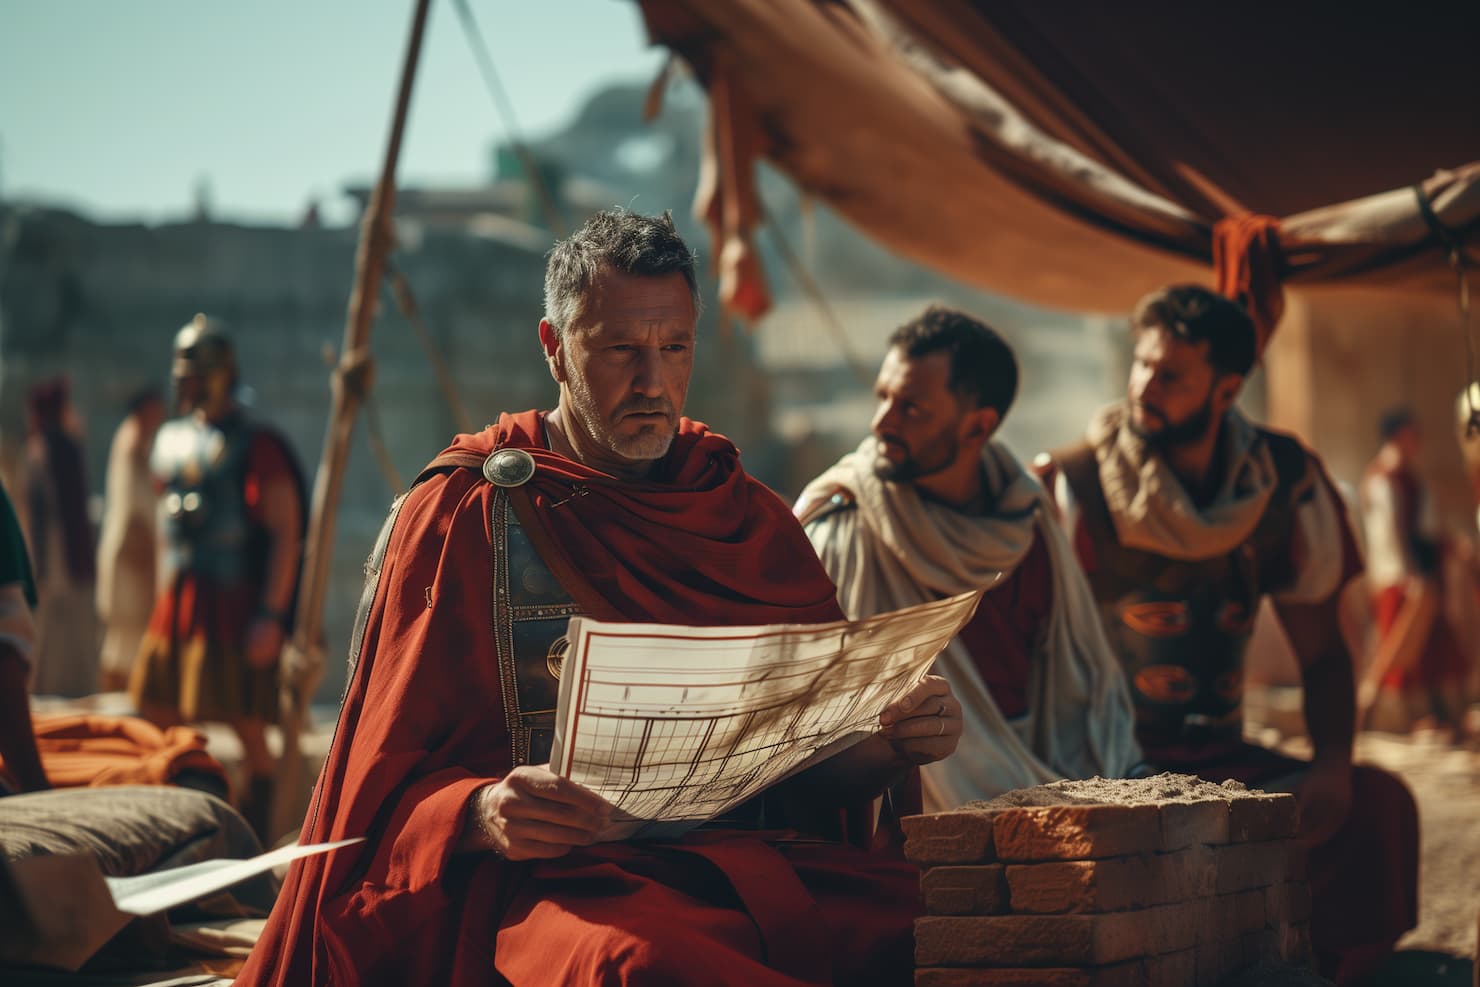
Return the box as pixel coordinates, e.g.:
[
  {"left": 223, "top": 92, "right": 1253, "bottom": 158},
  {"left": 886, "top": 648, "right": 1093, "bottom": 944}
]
[{"left": 1, "top": 713, "right": 227, "bottom": 792}]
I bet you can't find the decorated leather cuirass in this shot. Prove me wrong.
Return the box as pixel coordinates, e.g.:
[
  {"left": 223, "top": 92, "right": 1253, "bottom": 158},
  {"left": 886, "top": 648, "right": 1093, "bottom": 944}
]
[
  {"left": 150, "top": 413, "right": 254, "bottom": 583},
  {"left": 491, "top": 488, "right": 584, "bottom": 766},
  {"left": 347, "top": 471, "right": 582, "bottom": 768},
  {"left": 1098, "top": 553, "right": 1262, "bottom": 745}
]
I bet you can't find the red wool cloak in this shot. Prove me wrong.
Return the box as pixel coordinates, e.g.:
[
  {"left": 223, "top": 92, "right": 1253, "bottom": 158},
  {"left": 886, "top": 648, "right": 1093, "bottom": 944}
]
[{"left": 234, "top": 412, "right": 917, "bottom": 987}]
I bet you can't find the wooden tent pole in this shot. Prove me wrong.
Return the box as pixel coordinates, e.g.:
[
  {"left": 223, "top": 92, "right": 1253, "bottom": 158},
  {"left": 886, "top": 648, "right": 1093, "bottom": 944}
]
[{"left": 274, "top": 0, "right": 432, "bottom": 839}]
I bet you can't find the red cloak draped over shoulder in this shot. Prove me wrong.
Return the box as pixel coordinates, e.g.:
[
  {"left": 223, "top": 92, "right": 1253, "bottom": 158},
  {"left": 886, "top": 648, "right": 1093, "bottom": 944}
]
[{"left": 234, "top": 412, "right": 879, "bottom": 987}]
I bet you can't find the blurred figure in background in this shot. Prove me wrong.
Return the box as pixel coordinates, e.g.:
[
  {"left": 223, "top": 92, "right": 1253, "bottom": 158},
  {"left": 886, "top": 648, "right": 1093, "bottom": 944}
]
[
  {"left": 1457, "top": 383, "right": 1480, "bottom": 538},
  {"left": 1359, "top": 408, "right": 1471, "bottom": 739},
  {"left": 0, "top": 481, "right": 49, "bottom": 795},
  {"left": 23, "top": 376, "right": 100, "bottom": 698},
  {"left": 96, "top": 387, "right": 166, "bottom": 693},
  {"left": 132, "top": 315, "right": 306, "bottom": 840}
]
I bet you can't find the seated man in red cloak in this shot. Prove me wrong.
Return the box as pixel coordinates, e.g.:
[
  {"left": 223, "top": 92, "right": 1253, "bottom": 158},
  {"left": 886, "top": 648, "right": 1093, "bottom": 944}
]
[{"left": 235, "top": 209, "right": 964, "bottom": 987}]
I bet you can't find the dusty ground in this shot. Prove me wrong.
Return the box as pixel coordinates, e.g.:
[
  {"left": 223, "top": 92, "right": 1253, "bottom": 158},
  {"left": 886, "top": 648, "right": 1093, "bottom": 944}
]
[
  {"left": 1249, "top": 686, "right": 1480, "bottom": 984},
  {"left": 1356, "top": 731, "right": 1480, "bottom": 962}
]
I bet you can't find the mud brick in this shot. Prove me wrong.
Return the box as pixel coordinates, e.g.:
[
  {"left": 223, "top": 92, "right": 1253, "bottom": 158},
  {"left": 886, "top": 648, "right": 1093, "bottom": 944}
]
[
  {"left": 1225, "top": 888, "right": 1269, "bottom": 935},
  {"left": 1191, "top": 897, "right": 1220, "bottom": 946},
  {"left": 1283, "top": 844, "right": 1308, "bottom": 882},
  {"left": 1227, "top": 792, "right": 1297, "bottom": 842},
  {"left": 1265, "top": 882, "right": 1312, "bottom": 924},
  {"left": 916, "top": 970, "right": 1090, "bottom": 987},
  {"left": 1191, "top": 889, "right": 1266, "bottom": 946},
  {"left": 915, "top": 903, "right": 1200, "bottom": 968},
  {"left": 1093, "top": 903, "right": 1202, "bottom": 960},
  {"left": 1007, "top": 848, "right": 1213, "bottom": 914},
  {"left": 1255, "top": 917, "right": 1314, "bottom": 964},
  {"left": 1084, "top": 951, "right": 1198, "bottom": 987},
  {"left": 1212, "top": 841, "right": 1288, "bottom": 893},
  {"left": 1273, "top": 921, "right": 1312, "bottom": 964},
  {"left": 921, "top": 865, "right": 1008, "bottom": 915},
  {"left": 991, "top": 804, "right": 1162, "bottom": 861},
  {"left": 1168, "top": 845, "right": 1219, "bottom": 899},
  {"left": 916, "top": 915, "right": 1091, "bottom": 967},
  {"left": 1160, "top": 798, "right": 1231, "bottom": 850},
  {"left": 1242, "top": 929, "right": 1274, "bottom": 966},
  {"left": 913, "top": 952, "right": 1199, "bottom": 987},
  {"left": 1140, "top": 949, "right": 1198, "bottom": 987},
  {"left": 903, "top": 812, "right": 998, "bottom": 865},
  {"left": 1006, "top": 860, "right": 1106, "bottom": 914},
  {"left": 1195, "top": 938, "right": 1243, "bottom": 987}
]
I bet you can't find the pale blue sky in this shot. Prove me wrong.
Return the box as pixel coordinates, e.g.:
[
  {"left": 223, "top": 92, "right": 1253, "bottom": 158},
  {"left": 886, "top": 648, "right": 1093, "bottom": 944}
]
[{"left": 0, "top": 1, "right": 665, "bottom": 225}]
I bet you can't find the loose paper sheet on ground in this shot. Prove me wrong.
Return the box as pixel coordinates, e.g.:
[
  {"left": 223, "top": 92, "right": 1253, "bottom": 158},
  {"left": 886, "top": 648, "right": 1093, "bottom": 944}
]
[
  {"left": 549, "top": 590, "right": 982, "bottom": 839},
  {"left": 103, "top": 837, "right": 365, "bottom": 916},
  {"left": 0, "top": 839, "right": 362, "bottom": 971}
]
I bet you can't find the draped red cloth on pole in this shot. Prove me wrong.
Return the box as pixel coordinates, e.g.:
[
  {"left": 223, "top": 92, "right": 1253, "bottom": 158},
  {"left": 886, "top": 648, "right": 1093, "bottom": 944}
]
[{"left": 1214, "top": 214, "right": 1287, "bottom": 352}]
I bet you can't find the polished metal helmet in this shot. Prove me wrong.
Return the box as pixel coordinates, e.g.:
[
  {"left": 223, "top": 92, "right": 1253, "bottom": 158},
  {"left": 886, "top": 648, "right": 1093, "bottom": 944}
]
[
  {"left": 171, "top": 313, "right": 237, "bottom": 381},
  {"left": 171, "top": 313, "right": 239, "bottom": 417}
]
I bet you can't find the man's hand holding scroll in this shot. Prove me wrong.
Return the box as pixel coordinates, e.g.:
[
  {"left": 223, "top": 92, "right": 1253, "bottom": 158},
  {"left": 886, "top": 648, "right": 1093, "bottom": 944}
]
[{"left": 878, "top": 674, "right": 963, "bottom": 764}]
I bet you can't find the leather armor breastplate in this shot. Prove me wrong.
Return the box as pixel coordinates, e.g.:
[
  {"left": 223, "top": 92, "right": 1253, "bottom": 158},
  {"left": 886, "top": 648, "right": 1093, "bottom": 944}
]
[
  {"left": 1094, "top": 551, "right": 1263, "bottom": 746},
  {"left": 150, "top": 414, "right": 254, "bottom": 583},
  {"left": 490, "top": 489, "right": 585, "bottom": 767}
]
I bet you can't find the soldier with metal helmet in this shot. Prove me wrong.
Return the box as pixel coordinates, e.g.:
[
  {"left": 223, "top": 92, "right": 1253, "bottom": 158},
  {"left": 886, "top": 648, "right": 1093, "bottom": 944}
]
[{"left": 132, "top": 314, "right": 306, "bottom": 840}]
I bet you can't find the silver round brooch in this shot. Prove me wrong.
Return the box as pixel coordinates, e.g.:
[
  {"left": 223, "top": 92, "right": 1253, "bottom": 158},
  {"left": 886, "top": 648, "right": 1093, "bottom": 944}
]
[{"left": 482, "top": 448, "right": 537, "bottom": 487}]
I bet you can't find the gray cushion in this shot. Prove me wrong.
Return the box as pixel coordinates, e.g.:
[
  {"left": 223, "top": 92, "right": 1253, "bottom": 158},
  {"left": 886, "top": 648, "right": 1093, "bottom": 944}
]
[{"left": 0, "top": 786, "right": 261, "bottom": 880}]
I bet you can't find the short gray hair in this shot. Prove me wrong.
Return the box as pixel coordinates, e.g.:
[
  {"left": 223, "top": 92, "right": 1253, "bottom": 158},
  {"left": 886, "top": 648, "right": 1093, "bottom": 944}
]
[{"left": 543, "top": 208, "right": 701, "bottom": 337}]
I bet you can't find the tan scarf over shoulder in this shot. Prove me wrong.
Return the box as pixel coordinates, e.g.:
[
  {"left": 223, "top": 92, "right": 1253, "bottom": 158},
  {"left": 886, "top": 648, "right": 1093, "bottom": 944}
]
[
  {"left": 1086, "top": 403, "right": 1348, "bottom": 603},
  {"left": 796, "top": 438, "right": 1141, "bottom": 806},
  {"left": 1087, "top": 403, "right": 1277, "bottom": 558}
]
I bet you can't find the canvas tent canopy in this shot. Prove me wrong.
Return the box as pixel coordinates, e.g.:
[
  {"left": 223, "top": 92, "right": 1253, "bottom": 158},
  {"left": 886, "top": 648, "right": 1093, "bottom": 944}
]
[{"left": 635, "top": 0, "right": 1480, "bottom": 344}]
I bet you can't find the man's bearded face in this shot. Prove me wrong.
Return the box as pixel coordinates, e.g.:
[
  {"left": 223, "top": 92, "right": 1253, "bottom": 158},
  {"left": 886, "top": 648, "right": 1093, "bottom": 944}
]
[
  {"left": 555, "top": 269, "right": 696, "bottom": 468},
  {"left": 1126, "top": 328, "right": 1223, "bottom": 450},
  {"left": 870, "top": 347, "right": 968, "bottom": 483},
  {"left": 173, "top": 367, "right": 235, "bottom": 421}
]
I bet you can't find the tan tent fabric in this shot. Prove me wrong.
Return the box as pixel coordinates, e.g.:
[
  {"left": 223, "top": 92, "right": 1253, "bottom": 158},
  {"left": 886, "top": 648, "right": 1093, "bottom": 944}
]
[{"left": 637, "top": 0, "right": 1480, "bottom": 320}]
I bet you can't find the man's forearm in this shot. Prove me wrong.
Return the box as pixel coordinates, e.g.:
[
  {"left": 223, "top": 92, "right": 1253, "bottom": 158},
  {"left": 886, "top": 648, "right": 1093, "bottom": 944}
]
[
  {"left": 259, "top": 477, "right": 304, "bottom": 618},
  {"left": 1301, "top": 645, "right": 1356, "bottom": 766},
  {"left": 262, "top": 530, "right": 302, "bottom": 616},
  {"left": 0, "top": 646, "right": 49, "bottom": 792}
]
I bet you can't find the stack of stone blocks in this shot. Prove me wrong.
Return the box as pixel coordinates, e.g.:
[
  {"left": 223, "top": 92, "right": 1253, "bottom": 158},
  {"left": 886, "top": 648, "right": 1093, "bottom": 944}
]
[{"left": 904, "top": 775, "right": 1312, "bottom": 986}]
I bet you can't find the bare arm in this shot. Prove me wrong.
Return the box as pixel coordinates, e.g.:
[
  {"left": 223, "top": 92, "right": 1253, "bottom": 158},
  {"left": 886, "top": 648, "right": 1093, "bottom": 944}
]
[
  {"left": 257, "top": 468, "right": 304, "bottom": 618},
  {"left": 0, "top": 585, "right": 47, "bottom": 793},
  {"left": 1273, "top": 590, "right": 1356, "bottom": 845},
  {"left": 245, "top": 461, "right": 304, "bottom": 668}
]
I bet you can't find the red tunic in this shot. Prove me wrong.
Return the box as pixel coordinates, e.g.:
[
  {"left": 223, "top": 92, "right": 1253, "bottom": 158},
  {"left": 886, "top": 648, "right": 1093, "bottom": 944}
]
[
  {"left": 234, "top": 412, "right": 917, "bottom": 987},
  {"left": 1363, "top": 461, "right": 1468, "bottom": 689},
  {"left": 955, "top": 526, "right": 1054, "bottom": 719}
]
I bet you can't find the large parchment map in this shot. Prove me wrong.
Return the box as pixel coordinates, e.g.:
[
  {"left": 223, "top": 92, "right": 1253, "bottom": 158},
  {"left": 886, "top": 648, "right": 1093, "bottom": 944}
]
[{"left": 549, "top": 590, "right": 982, "bottom": 839}]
